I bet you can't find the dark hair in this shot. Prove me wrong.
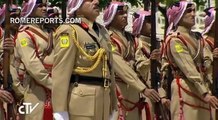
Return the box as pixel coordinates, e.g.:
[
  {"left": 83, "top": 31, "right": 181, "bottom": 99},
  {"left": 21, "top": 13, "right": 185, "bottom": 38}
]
[{"left": 186, "top": 3, "right": 193, "bottom": 9}]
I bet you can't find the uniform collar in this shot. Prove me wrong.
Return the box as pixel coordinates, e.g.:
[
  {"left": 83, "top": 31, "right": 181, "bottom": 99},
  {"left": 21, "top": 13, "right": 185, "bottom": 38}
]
[
  {"left": 81, "top": 17, "right": 94, "bottom": 29},
  {"left": 176, "top": 26, "right": 191, "bottom": 34}
]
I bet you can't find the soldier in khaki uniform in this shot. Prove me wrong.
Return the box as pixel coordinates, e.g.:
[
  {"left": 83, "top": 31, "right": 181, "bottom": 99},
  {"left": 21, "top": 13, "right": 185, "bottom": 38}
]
[
  {"left": 132, "top": 10, "right": 170, "bottom": 120},
  {"left": 103, "top": 2, "right": 160, "bottom": 120},
  {"left": 201, "top": 7, "right": 216, "bottom": 84},
  {"left": 13, "top": 0, "right": 53, "bottom": 119},
  {"left": 52, "top": 0, "right": 116, "bottom": 119},
  {"left": 165, "top": 1, "right": 218, "bottom": 120},
  {"left": 202, "top": 7, "right": 218, "bottom": 120}
]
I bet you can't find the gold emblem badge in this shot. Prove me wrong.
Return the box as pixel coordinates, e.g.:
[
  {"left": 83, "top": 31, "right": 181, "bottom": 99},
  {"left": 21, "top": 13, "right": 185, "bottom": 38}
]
[
  {"left": 20, "top": 38, "right": 28, "bottom": 47},
  {"left": 175, "top": 43, "right": 183, "bottom": 53},
  {"left": 60, "top": 35, "right": 70, "bottom": 48}
]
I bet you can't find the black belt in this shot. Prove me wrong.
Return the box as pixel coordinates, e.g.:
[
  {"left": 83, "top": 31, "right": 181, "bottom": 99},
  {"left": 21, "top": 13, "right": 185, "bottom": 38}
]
[{"left": 70, "top": 75, "right": 110, "bottom": 86}]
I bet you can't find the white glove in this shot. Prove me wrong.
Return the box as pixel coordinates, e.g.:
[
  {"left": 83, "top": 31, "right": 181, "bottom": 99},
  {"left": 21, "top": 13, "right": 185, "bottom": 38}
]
[
  {"left": 109, "top": 110, "right": 119, "bottom": 120},
  {"left": 53, "top": 111, "right": 69, "bottom": 120}
]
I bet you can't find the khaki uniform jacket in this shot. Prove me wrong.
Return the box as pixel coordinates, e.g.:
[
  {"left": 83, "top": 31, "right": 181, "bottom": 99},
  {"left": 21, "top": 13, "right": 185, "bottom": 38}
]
[
  {"left": 166, "top": 26, "right": 211, "bottom": 120},
  {"left": 52, "top": 18, "right": 117, "bottom": 120},
  {"left": 109, "top": 28, "right": 146, "bottom": 92},
  {"left": 14, "top": 24, "right": 52, "bottom": 120}
]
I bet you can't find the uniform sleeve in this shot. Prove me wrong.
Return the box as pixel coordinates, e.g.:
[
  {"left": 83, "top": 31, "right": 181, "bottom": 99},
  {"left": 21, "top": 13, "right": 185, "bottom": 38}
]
[
  {"left": 170, "top": 38, "right": 208, "bottom": 95},
  {"left": 135, "top": 41, "right": 150, "bottom": 80},
  {"left": 203, "top": 40, "right": 213, "bottom": 90},
  {"left": 10, "top": 64, "right": 25, "bottom": 98},
  {"left": 52, "top": 25, "right": 77, "bottom": 112},
  {"left": 15, "top": 32, "right": 52, "bottom": 90},
  {"left": 112, "top": 53, "right": 146, "bottom": 92}
]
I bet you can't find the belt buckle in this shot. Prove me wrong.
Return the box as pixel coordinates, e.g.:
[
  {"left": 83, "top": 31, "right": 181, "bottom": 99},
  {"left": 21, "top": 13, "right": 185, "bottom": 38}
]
[{"left": 104, "top": 79, "right": 110, "bottom": 89}]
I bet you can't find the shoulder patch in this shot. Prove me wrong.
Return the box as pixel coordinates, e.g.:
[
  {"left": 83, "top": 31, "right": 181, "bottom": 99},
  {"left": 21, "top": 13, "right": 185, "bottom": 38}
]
[
  {"left": 20, "top": 38, "right": 28, "bottom": 47},
  {"left": 111, "top": 43, "right": 116, "bottom": 52},
  {"left": 60, "top": 34, "right": 70, "bottom": 48},
  {"left": 175, "top": 43, "right": 183, "bottom": 53}
]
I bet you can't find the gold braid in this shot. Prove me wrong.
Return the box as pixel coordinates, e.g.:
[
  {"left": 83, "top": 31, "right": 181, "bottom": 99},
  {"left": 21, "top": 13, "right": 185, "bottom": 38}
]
[{"left": 70, "top": 25, "right": 107, "bottom": 74}]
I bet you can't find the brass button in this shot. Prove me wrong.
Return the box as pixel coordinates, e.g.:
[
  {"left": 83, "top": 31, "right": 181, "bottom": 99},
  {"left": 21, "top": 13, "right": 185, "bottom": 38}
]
[{"left": 79, "top": 90, "right": 83, "bottom": 96}]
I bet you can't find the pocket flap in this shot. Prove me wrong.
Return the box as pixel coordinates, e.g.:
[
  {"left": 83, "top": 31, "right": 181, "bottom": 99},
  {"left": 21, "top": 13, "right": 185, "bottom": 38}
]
[{"left": 72, "top": 85, "right": 96, "bottom": 97}]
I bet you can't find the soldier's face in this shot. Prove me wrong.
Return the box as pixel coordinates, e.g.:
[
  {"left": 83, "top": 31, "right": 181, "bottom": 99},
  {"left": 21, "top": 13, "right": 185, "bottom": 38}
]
[
  {"left": 141, "top": 17, "right": 151, "bottom": 36},
  {"left": 110, "top": 8, "right": 128, "bottom": 29},
  {"left": 30, "top": 3, "right": 47, "bottom": 17},
  {"left": 179, "top": 4, "right": 196, "bottom": 28},
  {"left": 77, "top": 0, "right": 100, "bottom": 22}
]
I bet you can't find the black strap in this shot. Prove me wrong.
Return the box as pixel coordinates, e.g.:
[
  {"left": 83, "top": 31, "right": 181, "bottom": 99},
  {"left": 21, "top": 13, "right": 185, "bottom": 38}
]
[{"left": 70, "top": 75, "right": 107, "bottom": 86}]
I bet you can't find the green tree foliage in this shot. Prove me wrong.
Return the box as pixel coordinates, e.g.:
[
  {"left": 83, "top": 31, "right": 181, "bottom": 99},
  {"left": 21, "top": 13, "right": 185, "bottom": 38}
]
[
  {"left": 216, "top": 0, "right": 218, "bottom": 8},
  {"left": 159, "top": 0, "right": 206, "bottom": 9}
]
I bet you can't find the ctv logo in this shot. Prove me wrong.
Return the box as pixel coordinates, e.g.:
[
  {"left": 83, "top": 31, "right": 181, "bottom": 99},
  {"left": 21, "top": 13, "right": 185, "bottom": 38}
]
[{"left": 18, "top": 103, "right": 39, "bottom": 114}]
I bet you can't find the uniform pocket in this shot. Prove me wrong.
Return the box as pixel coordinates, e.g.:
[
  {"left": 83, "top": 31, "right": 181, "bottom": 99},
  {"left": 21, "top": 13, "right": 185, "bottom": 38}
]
[{"left": 68, "top": 84, "right": 96, "bottom": 116}]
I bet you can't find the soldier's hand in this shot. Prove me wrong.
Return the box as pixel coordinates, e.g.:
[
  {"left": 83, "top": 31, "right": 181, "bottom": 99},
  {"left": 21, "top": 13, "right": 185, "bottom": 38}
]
[
  {"left": 143, "top": 89, "right": 160, "bottom": 102},
  {"left": 3, "top": 37, "right": 14, "bottom": 51},
  {"left": 203, "top": 93, "right": 218, "bottom": 109},
  {"left": 150, "top": 49, "right": 160, "bottom": 61},
  {"left": 0, "top": 89, "right": 14, "bottom": 103},
  {"left": 161, "top": 98, "right": 170, "bottom": 110},
  {"left": 213, "top": 48, "right": 218, "bottom": 58}
]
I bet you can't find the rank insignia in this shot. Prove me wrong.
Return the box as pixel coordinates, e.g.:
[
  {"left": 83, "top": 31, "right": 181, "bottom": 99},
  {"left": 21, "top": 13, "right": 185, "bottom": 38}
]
[
  {"left": 60, "top": 34, "right": 70, "bottom": 48},
  {"left": 84, "top": 43, "right": 96, "bottom": 50}
]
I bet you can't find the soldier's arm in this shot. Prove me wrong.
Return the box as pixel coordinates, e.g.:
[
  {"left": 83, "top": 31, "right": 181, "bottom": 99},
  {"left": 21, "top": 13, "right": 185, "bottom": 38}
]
[
  {"left": 113, "top": 53, "right": 146, "bottom": 92},
  {"left": 52, "top": 25, "right": 77, "bottom": 113},
  {"left": 170, "top": 38, "right": 208, "bottom": 95},
  {"left": 203, "top": 41, "right": 213, "bottom": 85},
  {"left": 110, "top": 38, "right": 146, "bottom": 92},
  {"left": 10, "top": 64, "right": 25, "bottom": 98},
  {"left": 15, "top": 32, "right": 52, "bottom": 89},
  {"left": 135, "top": 40, "right": 150, "bottom": 80}
]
